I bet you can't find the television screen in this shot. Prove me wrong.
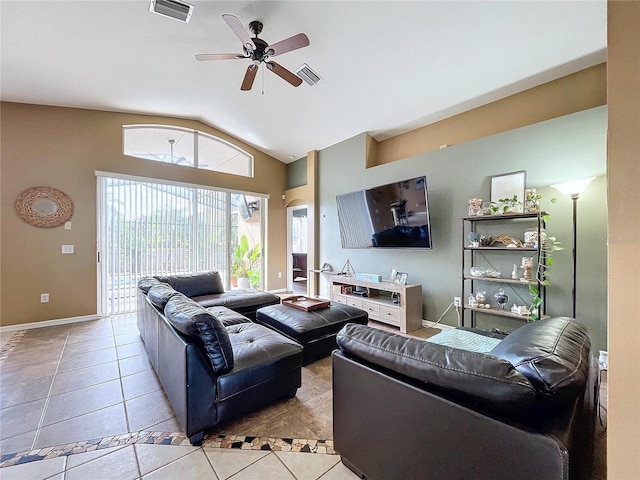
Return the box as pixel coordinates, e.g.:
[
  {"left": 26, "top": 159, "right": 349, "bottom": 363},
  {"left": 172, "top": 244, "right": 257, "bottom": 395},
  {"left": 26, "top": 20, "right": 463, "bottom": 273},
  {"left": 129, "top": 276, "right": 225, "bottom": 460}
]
[{"left": 336, "top": 176, "right": 432, "bottom": 249}]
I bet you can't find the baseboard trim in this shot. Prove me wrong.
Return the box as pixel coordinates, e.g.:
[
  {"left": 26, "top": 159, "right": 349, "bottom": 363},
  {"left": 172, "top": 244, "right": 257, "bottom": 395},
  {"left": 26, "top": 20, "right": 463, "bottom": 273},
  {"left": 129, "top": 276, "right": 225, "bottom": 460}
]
[
  {"left": 0, "top": 314, "right": 103, "bottom": 333},
  {"left": 422, "top": 319, "right": 454, "bottom": 330},
  {"left": 268, "top": 288, "right": 288, "bottom": 294}
]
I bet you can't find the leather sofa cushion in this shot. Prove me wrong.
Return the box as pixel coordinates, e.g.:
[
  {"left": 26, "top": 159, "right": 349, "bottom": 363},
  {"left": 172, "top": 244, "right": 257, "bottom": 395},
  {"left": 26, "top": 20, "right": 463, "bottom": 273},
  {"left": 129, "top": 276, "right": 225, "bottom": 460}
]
[
  {"left": 138, "top": 276, "right": 163, "bottom": 293},
  {"left": 147, "top": 283, "right": 181, "bottom": 309},
  {"left": 206, "top": 306, "right": 252, "bottom": 326},
  {"left": 218, "top": 322, "right": 303, "bottom": 400},
  {"left": 164, "top": 295, "right": 234, "bottom": 374},
  {"left": 156, "top": 271, "right": 225, "bottom": 298},
  {"left": 337, "top": 323, "right": 536, "bottom": 414},
  {"left": 490, "top": 317, "right": 591, "bottom": 403},
  {"left": 193, "top": 289, "right": 280, "bottom": 311}
]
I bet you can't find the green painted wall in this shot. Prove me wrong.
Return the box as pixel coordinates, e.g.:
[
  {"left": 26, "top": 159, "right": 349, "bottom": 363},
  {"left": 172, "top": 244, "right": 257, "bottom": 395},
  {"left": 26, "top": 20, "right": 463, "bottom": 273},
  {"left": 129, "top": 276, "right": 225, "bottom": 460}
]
[
  {"left": 287, "top": 157, "right": 308, "bottom": 189},
  {"left": 317, "top": 106, "right": 607, "bottom": 351}
]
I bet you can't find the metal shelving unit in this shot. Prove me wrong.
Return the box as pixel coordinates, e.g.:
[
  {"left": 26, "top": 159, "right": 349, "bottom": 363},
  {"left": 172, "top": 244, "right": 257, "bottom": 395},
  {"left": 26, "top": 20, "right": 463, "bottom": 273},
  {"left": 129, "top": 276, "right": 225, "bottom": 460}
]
[{"left": 461, "top": 212, "right": 547, "bottom": 329}]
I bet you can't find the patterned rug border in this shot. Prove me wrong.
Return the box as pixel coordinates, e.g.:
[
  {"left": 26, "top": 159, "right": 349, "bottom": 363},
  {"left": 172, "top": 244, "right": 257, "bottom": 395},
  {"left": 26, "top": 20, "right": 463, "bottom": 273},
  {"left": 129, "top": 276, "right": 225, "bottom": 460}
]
[
  {"left": 0, "top": 432, "right": 336, "bottom": 468},
  {"left": 0, "top": 330, "right": 27, "bottom": 366}
]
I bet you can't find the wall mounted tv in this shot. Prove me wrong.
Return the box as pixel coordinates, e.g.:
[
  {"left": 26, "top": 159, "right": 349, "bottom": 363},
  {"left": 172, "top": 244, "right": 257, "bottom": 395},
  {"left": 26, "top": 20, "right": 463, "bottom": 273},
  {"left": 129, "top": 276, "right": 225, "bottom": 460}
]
[{"left": 336, "top": 176, "right": 432, "bottom": 249}]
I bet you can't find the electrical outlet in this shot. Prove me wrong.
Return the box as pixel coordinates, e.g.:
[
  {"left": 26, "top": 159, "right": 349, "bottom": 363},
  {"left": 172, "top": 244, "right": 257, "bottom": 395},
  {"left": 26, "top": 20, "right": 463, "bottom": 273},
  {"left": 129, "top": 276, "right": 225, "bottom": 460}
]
[
  {"left": 453, "top": 296, "right": 462, "bottom": 307},
  {"left": 278, "top": 271, "right": 282, "bottom": 279},
  {"left": 40, "top": 293, "right": 49, "bottom": 303}
]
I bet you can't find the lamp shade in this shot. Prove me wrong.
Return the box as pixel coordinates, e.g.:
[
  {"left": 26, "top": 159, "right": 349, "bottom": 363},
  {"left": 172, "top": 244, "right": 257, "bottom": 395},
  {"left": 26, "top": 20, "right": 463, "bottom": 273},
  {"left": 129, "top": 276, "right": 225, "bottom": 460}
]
[{"left": 551, "top": 177, "right": 596, "bottom": 196}]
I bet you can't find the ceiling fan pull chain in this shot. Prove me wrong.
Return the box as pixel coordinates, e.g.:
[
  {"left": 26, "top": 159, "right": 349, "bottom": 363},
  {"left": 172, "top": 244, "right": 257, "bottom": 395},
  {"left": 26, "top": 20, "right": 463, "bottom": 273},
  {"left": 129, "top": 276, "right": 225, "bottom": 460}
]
[{"left": 262, "top": 65, "right": 265, "bottom": 95}]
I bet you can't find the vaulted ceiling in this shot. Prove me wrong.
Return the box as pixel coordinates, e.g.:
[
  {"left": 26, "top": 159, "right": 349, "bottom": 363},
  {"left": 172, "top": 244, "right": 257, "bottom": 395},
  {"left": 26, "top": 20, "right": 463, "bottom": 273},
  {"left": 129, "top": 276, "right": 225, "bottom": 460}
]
[{"left": 0, "top": 1, "right": 607, "bottom": 162}]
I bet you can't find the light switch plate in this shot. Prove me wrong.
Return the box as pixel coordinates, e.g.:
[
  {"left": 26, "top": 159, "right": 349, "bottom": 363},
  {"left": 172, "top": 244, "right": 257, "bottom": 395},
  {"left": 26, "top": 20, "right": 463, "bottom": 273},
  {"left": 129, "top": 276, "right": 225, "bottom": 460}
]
[
  {"left": 62, "top": 245, "right": 74, "bottom": 254},
  {"left": 64, "top": 222, "right": 72, "bottom": 230}
]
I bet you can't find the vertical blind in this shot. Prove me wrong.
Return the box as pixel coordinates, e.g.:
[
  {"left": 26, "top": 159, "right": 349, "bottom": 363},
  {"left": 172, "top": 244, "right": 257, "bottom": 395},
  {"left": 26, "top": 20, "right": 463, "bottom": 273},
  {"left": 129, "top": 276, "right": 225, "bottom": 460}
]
[{"left": 97, "top": 175, "right": 229, "bottom": 315}]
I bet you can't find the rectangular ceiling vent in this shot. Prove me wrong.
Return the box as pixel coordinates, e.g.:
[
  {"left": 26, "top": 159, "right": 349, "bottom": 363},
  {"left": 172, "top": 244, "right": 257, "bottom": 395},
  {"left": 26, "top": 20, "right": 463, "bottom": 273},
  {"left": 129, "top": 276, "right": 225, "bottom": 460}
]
[
  {"left": 149, "top": 0, "right": 194, "bottom": 23},
  {"left": 295, "top": 64, "right": 322, "bottom": 86}
]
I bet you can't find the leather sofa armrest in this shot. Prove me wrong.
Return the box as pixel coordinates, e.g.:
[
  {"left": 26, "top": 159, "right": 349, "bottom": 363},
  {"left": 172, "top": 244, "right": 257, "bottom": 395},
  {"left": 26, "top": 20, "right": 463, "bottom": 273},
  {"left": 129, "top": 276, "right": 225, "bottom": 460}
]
[
  {"left": 336, "top": 323, "right": 536, "bottom": 414},
  {"left": 490, "top": 317, "right": 591, "bottom": 404},
  {"left": 164, "top": 295, "right": 234, "bottom": 374}
]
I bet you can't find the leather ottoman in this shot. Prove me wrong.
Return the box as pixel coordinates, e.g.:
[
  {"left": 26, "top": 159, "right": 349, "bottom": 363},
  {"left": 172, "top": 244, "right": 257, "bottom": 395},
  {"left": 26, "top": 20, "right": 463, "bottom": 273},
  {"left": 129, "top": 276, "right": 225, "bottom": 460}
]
[{"left": 256, "top": 303, "right": 368, "bottom": 365}]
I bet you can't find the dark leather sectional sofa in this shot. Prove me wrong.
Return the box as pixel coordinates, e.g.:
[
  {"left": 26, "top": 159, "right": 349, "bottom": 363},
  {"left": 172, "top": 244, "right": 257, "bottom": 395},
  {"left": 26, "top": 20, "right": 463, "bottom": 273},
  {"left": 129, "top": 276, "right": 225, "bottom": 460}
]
[
  {"left": 137, "top": 272, "right": 301, "bottom": 445},
  {"left": 333, "top": 317, "right": 597, "bottom": 480}
]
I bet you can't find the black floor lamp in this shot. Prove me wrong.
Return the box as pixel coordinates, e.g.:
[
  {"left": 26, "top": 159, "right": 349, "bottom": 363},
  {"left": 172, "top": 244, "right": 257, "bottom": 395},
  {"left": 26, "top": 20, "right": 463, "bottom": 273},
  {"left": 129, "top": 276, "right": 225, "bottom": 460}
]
[{"left": 551, "top": 177, "right": 596, "bottom": 319}]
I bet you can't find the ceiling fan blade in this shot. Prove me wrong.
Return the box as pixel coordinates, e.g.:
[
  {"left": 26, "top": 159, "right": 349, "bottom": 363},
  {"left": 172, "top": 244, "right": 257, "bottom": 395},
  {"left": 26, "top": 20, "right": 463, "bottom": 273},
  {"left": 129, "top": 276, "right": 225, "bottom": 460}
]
[
  {"left": 266, "top": 61, "right": 303, "bottom": 87},
  {"left": 241, "top": 64, "right": 259, "bottom": 91},
  {"left": 266, "top": 33, "right": 310, "bottom": 56},
  {"left": 195, "top": 53, "right": 246, "bottom": 61},
  {"left": 222, "top": 14, "right": 256, "bottom": 51}
]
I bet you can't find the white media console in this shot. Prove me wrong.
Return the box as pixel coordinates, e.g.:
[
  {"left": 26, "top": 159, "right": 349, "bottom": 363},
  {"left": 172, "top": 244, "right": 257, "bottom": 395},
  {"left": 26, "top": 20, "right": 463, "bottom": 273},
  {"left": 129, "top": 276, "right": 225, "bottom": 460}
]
[{"left": 330, "top": 275, "right": 422, "bottom": 333}]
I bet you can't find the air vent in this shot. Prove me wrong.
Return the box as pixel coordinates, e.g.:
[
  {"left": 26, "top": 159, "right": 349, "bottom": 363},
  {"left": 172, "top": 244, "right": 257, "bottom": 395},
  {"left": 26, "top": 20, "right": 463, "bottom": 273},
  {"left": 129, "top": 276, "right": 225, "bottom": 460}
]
[
  {"left": 149, "top": 0, "right": 194, "bottom": 23},
  {"left": 295, "top": 64, "right": 322, "bottom": 86}
]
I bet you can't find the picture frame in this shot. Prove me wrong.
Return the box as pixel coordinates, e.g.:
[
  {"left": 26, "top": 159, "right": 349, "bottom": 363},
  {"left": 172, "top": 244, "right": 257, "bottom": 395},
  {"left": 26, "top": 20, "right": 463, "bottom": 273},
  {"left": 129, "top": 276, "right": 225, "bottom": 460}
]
[
  {"left": 396, "top": 272, "right": 408, "bottom": 285},
  {"left": 490, "top": 170, "right": 526, "bottom": 205}
]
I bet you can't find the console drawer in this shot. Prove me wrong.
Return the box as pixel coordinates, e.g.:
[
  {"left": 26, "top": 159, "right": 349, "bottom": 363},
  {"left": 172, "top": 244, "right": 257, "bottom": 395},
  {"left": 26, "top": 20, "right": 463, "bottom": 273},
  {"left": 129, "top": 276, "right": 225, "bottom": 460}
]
[
  {"left": 361, "top": 300, "right": 380, "bottom": 316},
  {"left": 379, "top": 305, "right": 401, "bottom": 325},
  {"left": 346, "top": 297, "right": 363, "bottom": 309},
  {"left": 332, "top": 294, "right": 347, "bottom": 305}
]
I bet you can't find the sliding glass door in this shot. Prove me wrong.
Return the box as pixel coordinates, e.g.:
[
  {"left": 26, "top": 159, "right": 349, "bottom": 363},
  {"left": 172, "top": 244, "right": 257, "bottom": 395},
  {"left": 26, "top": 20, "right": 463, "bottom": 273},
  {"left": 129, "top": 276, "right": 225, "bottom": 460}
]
[{"left": 97, "top": 174, "right": 263, "bottom": 315}]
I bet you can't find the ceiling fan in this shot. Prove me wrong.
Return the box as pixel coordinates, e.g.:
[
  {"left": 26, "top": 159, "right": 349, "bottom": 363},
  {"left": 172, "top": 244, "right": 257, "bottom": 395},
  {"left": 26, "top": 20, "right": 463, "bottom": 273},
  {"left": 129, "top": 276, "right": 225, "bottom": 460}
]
[{"left": 196, "top": 14, "right": 310, "bottom": 91}]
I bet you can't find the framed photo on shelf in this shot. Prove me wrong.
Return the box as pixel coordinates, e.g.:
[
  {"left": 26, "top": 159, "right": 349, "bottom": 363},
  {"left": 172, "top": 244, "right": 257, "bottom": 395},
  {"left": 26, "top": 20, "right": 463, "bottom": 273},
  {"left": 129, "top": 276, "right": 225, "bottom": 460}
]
[
  {"left": 490, "top": 170, "right": 526, "bottom": 204},
  {"left": 396, "top": 272, "right": 408, "bottom": 285}
]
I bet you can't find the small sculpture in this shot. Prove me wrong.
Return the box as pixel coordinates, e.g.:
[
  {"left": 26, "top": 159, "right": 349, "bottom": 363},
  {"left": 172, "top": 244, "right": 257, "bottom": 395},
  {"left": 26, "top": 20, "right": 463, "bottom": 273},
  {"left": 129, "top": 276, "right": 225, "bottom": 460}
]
[
  {"left": 511, "top": 264, "right": 519, "bottom": 280},
  {"left": 490, "top": 234, "right": 523, "bottom": 248},
  {"left": 510, "top": 304, "right": 531, "bottom": 316},
  {"left": 521, "top": 257, "right": 533, "bottom": 280}
]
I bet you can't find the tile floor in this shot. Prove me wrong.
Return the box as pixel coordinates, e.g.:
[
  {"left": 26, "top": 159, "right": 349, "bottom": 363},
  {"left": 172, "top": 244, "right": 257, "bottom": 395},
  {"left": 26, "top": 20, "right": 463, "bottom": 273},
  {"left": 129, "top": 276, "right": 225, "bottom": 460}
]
[
  {"left": 0, "top": 314, "right": 606, "bottom": 479},
  {"left": 0, "top": 314, "right": 440, "bottom": 479},
  {"left": 0, "top": 314, "right": 366, "bottom": 479}
]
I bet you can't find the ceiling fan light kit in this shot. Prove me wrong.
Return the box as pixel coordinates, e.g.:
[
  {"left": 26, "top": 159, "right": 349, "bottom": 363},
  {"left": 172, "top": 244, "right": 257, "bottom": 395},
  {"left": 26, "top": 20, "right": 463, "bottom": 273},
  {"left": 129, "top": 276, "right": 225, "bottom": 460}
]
[
  {"left": 196, "top": 14, "right": 310, "bottom": 91},
  {"left": 149, "top": 0, "right": 193, "bottom": 23}
]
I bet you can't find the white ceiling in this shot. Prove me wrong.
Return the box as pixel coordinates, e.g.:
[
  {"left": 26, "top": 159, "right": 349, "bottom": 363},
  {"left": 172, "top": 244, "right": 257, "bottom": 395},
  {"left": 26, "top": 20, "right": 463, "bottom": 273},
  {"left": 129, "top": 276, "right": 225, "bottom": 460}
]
[{"left": 0, "top": 1, "right": 607, "bottom": 163}]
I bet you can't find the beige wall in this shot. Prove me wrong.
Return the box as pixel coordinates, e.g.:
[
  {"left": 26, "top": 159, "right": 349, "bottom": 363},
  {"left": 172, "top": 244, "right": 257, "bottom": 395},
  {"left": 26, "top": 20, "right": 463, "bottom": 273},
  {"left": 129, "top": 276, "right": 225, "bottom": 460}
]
[
  {"left": 284, "top": 151, "right": 319, "bottom": 295},
  {"left": 372, "top": 63, "right": 606, "bottom": 166},
  {"left": 607, "top": 1, "right": 640, "bottom": 478},
  {"left": 0, "top": 102, "right": 287, "bottom": 327}
]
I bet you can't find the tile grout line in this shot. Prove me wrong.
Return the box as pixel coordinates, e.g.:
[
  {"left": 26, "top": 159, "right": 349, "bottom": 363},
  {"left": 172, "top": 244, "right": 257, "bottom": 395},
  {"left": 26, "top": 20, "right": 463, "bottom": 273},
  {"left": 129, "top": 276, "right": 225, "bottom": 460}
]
[{"left": 30, "top": 326, "right": 75, "bottom": 452}]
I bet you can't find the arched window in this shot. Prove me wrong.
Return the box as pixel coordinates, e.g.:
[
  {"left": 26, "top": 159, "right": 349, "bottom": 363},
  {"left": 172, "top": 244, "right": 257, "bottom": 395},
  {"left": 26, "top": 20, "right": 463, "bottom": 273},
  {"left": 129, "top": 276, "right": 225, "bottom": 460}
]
[{"left": 123, "top": 125, "right": 254, "bottom": 177}]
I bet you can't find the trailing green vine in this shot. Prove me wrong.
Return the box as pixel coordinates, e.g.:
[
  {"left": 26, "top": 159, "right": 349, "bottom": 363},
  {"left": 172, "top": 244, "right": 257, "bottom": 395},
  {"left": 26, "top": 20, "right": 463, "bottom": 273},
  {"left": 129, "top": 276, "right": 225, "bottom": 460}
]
[{"left": 528, "top": 212, "right": 563, "bottom": 320}]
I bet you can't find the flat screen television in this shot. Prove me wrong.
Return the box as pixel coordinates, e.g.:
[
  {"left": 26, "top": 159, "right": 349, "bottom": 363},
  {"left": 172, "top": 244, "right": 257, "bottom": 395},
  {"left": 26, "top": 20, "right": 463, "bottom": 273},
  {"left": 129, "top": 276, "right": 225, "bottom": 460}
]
[{"left": 336, "top": 176, "right": 432, "bottom": 249}]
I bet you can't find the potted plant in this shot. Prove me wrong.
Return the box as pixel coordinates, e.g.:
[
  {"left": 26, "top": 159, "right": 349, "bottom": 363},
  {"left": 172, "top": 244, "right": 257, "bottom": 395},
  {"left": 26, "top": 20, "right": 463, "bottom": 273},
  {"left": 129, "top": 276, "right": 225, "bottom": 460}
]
[
  {"left": 231, "top": 234, "right": 261, "bottom": 289},
  {"left": 490, "top": 195, "right": 523, "bottom": 215}
]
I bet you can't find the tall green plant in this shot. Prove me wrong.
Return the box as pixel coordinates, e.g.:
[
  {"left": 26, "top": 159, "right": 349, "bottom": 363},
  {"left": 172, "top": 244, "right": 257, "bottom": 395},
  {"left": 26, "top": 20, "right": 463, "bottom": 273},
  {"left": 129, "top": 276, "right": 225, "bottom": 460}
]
[{"left": 231, "top": 234, "right": 261, "bottom": 287}]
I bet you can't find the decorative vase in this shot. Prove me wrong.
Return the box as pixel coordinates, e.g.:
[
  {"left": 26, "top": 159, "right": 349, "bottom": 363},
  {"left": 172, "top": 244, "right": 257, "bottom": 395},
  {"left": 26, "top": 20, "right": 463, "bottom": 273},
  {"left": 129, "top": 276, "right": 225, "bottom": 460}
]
[
  {"left": 237, "top": 277, "right": 251, "bottom": 289},
  {"left": 494, "top": 289, "right": 509, "bottom": 310}
]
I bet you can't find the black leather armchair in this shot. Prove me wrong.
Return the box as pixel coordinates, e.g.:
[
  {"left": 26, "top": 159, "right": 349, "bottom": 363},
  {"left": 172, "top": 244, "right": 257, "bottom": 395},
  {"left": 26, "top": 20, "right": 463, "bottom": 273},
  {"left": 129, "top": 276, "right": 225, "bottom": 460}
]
[{"left": 333, "top": 317, "right": 597, "bottom": 480}]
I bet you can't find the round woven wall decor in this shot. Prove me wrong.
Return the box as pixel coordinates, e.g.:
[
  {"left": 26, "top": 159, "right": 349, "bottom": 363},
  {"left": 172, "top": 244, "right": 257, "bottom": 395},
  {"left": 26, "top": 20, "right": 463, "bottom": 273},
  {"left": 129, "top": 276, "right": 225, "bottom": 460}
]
[{"left": 15, "top": 186, "right": 74, "bottom": 228}]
